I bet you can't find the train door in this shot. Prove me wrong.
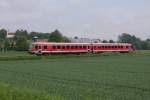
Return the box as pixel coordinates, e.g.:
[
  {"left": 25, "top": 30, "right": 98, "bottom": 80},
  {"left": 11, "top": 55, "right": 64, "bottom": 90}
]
[
  {"left": 42, "top": 45, "right": 48, "bottom": 52},
  {"left": 91, "top": 43, "right": 94, "bottom": 53},
  {"left": 34, "top": 44, "right": 42, "bottom": 54}
]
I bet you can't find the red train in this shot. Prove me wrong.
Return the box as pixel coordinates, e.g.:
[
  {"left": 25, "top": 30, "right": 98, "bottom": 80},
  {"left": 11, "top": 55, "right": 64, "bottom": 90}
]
[{"left": 28, "top": 42, "right": 133, "bottom": 54}]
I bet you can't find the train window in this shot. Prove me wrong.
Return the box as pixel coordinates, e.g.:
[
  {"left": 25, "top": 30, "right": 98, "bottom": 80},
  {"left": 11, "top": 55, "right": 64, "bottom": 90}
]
[
  {"left": 112, "top": 46, "right": 114, "bottom": 48},
  {"left": 67, "top": 46, "right": 70, "bottom": 49},
  {"left": 35, "top": 45, "right": 38, "bottom": 49},
  {"left": 115, "top": 46, "right": 117, "bottom": 48},
  {"left": 53, "top": 46, "right": 56, "bottom": 49},
  {"left": 102, "top": 46, "right": 104, "bottom": 48},
  {"left": 121, "top": 46, "right": 123, "bottom": 48},
  {"left": 71, "top": 46, "right": 74, "bottom": 49},
  {"left": 88, "top": 46, "right": 90, "bottom": 49},
  {"left": 126, "top": 46, "right": 129, "bottom": 49},
  {"left": 79, "top": 46, "right": 82, "bottom": 49},
  {"left": 44, "top": 45, "right": 47, "bottom": 49},
  {"left": 38, "top": 46, "right": 41, "bottom": 49},
  {"left": 62, "top": 46, "right": 65, "bottom": 49},
  {"left": 83, "top": 46, "right": 86, "bottom": 49},
  {"left": 75, "top": 46, "right": 78, "bottom": 49},
  {"left": 57, "top": 45, "right": 61, "bottom": 49}
]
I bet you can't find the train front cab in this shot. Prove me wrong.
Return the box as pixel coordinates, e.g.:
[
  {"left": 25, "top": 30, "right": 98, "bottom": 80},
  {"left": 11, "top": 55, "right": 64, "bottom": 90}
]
[
  {"left": 35, "top": 44, "right": 50, "bottom": 55},
  {"left": 28, "top": 43, "right": 49, "bottom": 55}
]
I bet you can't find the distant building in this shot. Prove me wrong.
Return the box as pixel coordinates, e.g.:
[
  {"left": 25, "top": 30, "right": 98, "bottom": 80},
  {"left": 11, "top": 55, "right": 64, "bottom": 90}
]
[{"left": 7, "top": 32, "right": 15, "bottom": 38}]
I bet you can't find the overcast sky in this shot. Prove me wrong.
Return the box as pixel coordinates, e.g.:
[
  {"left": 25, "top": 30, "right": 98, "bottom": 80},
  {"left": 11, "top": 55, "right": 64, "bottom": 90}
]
[{"left": 0, "top": 0, "right": 150, "bottom": 40}]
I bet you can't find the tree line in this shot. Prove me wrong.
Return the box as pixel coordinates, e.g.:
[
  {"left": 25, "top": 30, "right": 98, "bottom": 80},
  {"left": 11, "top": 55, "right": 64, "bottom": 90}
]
[
  {"left": 101, "top": 33, "right": 150, "bottom": 50},
  {"left": 0, "top": 28, "right": 150, "bottom": 51},
  {"left": 0, "top": 29, "right": 70, "bottom": 51}
]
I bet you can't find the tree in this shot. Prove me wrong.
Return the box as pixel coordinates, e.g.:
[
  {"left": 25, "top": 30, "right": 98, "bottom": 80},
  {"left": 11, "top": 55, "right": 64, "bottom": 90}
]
[
  {"left": 62, "top": 36, "right": 71, "bottom": 42},
  {"left": 14, "top": 29, "right": 29, "bottom": 51},
  {"left": 0, "top": 29, "right": 7, "bottom": 51},
  {"left": 15, "top": 37, "right": 28, "bottom": 51},
  {"left": 29, "top": 32, "right": 50, "bottom": 40},
  {"left": 109, "top": 40, "right": 115, "bottom": 43},
  {"left": 14, "top": 29, "right": 28, "bottom": 40},
  {"left": 0, "top": 29, "right": 7, "bottom": 39},
  {"left": 146, "top": 39, "right": 150, "bottom": 42},
  {"left": 0, "top": 39, "right": 10, "bottom": 52},
  {"left": 102, "top": 40, "right": 108, "bottom": 43},
  {"left": 0, "top": 40, "right": 4, "bottom": 52},
  {"left": 144, "top": 39, "right": 150, "bottom": 50},
  {"left": 48, "top": 29, "right": 63, "bottom": 42},
  {"left": 118, "top": 33, "right": 133, "bottom": 43},
  {"left": 118, "top": 33, "right": 143, "bottom": 49},
  {"left": 141, "top": 41, "right": 148, "bottom": 50},
  {"left": 29, "top": 32, "right": 38, "bottom": 39},
  {"left": 4, "top": 39, "right": 11, "bottom": 51},
  {"left": 74, "top": 36, "right": 79, "bottom": 39}
]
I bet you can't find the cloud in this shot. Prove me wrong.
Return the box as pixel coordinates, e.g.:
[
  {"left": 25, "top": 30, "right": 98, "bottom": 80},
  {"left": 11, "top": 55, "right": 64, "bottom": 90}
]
[{"left": 0, "top": 0, "right": 150, "bottom": 40}]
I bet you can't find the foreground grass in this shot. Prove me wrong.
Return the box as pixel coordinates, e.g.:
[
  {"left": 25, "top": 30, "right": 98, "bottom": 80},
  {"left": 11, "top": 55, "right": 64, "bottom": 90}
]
[
  {"left": 0, "top": 50, "right": 150, "bottom": 100},
  {"left": 0, "top": 83, "right": 62, "bottom": 100}
]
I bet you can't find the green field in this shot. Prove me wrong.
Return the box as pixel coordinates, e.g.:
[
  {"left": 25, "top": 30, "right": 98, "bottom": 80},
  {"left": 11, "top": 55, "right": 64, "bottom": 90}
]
[{"left": 0, "top": 51, "right": 150, "bottom": 100}]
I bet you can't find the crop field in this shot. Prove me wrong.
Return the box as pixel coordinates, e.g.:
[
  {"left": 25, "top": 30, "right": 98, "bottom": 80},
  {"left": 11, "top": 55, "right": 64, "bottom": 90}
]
[{"left": 0, "top": 51, "right": 150, "bottom": 100}]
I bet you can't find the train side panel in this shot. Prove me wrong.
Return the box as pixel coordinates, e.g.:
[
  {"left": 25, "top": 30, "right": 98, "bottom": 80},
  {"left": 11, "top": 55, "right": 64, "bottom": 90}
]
[
  {"left": 29, "top": 42, "right": 133, "bottom": 54},
  {"left": 92, "top": 43, "right": 133, "bottom": 52}
]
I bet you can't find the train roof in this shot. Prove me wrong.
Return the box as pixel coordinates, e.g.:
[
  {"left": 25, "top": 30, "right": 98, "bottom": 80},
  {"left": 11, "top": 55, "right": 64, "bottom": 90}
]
[{"left": 31, "top": 42, "right": 132, "bottom": 46}]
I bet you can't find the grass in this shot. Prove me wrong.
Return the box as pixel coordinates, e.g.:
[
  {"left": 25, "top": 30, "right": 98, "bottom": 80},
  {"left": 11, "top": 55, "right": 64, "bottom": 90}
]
[
  {"left": 0, "top": 83, "right": 62, "bottom": 100},
  {"left": 0, "top": 51, "right": 40, "bottom": 61},
  {"left": 0, "top": 50, "right": 132, "bottom": 61},
  {"left": 0, "top": 51, "right": 30, "bottom": 57},
  {"left": 0, "top": 50, "right": 150, "bottom": 99}
]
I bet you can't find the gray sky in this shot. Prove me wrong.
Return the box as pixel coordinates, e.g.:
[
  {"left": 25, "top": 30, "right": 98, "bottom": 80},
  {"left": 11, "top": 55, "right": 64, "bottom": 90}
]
[{"left": 0, "top": 0, "right": 150, "bottom": 40}]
